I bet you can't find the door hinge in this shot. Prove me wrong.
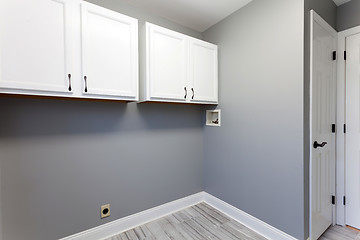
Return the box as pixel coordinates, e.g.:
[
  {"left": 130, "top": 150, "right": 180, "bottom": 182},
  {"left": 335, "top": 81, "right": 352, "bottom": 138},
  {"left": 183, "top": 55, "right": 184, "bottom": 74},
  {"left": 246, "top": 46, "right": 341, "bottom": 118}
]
[
  {"left": 343, "top": 196, "right": 346, "bottom": 205},
  {"left": 333, "top": 51, "right": 336, "bottom": 61},
  {"left": 344, "top": 124, "right": 346, "bottom": 134},
  {"left": 344, "top": 51, "right": 347, "bottom": 60},
  {"left": 332, "top": 195, "right": 336, "bottom": 205},
  {"left": 332, "top": 124, "right": 336, "bottom": 133}
]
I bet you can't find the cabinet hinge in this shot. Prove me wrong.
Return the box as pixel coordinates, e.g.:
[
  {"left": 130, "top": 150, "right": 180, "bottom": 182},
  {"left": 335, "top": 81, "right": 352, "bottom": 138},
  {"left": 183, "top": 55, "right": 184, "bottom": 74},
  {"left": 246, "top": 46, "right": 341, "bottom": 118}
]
[
  {"left": 344, "top": 124, "right": 346, "bottom": 134},
  {"left": 332, "top": 124, "right": 336, "bottom": 133},
  {"left": 344, "top": 51, "right": 347, "bottom": 60},
  {"left": 343, "top": 196, "right": 346, "bottom": 205},
  {"left": 332, "top": 195, "right": 336, "bottom": 205},
  {"left": 333, "top": 51, "right": 336, "bottom": 61}
]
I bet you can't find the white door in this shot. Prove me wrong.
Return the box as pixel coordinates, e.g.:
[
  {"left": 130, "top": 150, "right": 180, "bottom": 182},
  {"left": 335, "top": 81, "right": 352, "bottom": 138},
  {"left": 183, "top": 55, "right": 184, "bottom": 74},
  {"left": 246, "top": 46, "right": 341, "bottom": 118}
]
[
  {"left": 81, "top": 2, "right": 138, "bottom": 100},
  {"left": 0, "top": 0, "right": 73, "bottom": 93},
  {"left": 345, "top": 32, "right": 360, "bottom": 230},
  {"left": 310, "top": 12, "right": 336, "bottom": 240},
  {"left": 147, "top": 24, "right": 188, "bottom": 101},
  {"left": 189, "top": 39, "right": 218, "bottom": 104}
]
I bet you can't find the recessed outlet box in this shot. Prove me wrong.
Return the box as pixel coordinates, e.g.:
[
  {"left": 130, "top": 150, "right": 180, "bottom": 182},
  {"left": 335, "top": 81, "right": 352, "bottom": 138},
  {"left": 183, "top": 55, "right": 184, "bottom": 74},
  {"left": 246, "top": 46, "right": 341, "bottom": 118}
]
[
  {"left": 101, "top": 204, "right": 110, "bottom": 219},
  {"left": 206, "top": 109, "right": 221, "bottom": 126}
]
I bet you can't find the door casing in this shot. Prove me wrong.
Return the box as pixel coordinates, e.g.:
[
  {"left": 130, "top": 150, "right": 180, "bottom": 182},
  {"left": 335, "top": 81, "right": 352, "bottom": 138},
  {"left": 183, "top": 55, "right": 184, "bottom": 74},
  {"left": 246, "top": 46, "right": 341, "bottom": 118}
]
[{"left": 336, "top": 24, "right": 360, "bottom": 227}]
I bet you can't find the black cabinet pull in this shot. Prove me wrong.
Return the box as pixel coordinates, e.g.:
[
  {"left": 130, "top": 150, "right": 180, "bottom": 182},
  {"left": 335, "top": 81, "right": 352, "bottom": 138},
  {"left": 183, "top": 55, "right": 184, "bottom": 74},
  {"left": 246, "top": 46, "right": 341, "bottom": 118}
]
[
  {"left": 313, "top": 141, "right": 327, "bottom": 149},
  {"left": 191, "top": 88, "right": 194, "bottom": 99},
  {"left": 84, "top": 76, "right": 88, "bottom": 93},
  {"left": 68, "top": 74, "right": 72, "bottom": 91},
  {"left": 184, "top": 87, "right": 187, "bottom": 99}
]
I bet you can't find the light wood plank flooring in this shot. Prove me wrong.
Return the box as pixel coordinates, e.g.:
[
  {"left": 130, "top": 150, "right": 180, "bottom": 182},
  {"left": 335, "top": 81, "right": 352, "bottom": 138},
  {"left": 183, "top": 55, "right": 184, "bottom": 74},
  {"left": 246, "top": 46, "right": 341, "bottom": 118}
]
[
  {"left": 104, "top": 203, "right": 268, "bottom": 240},
  {"left": 320, "top": 225, "right": 360, "bottom": 240}
]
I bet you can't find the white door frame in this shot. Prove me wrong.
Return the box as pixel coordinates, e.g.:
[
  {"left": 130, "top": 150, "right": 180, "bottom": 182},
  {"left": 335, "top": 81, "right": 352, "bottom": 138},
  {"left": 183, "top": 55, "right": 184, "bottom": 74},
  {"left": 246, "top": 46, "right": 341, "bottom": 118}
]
[
  {"left": 309, "top": 10, "right": 338, "bottom": 239},
  {"left": 336, "top": 24, "right": 360, "bottom": 226}
]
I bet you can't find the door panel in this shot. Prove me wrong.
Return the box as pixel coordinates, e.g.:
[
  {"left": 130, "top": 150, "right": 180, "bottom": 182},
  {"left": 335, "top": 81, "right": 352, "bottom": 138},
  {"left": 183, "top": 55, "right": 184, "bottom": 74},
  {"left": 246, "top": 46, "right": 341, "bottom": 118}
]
[
  {"left": 345, "top": 33, "right": 360, "bottom": 229},
  {"left": 148, "top": 25, "right": 188, "bottom": 101},
  {"left": 311, "top": 19, "right": 336, "bottom": 240},
  {"left": 0, "top": 0, "right": 72, "bottom": 93},
  {"left": 189, "top": 39, "right": 218, "bottom": 103},
  {"left": 81, "top": 2, "right": 138, "bottom": 99}
]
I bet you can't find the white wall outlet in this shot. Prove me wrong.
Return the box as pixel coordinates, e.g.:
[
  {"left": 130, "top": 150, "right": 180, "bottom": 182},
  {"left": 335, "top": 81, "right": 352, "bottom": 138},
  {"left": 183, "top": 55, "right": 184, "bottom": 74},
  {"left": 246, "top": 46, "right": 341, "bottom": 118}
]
[
  {"left": 101, "top": 204, "right": 110, "bottom": 218},
  {"left": 206, "top": 109, "right": 221, "bottom": 126}
]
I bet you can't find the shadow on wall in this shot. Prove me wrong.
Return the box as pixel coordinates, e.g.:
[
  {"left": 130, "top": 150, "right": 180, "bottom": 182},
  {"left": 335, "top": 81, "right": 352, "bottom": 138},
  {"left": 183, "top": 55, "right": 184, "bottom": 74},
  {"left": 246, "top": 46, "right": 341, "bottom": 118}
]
[
  {"left": 137, "top": 102, "right": 206, "bottom": 129},
  {"left": 0, "top": 95, "right": 205, "bottom": 138}
]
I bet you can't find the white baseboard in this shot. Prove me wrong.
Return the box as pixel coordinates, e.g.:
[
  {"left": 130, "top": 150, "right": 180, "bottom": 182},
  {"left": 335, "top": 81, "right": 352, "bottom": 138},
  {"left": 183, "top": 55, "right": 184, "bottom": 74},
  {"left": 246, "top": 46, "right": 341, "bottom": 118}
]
[
  {"left": 202, "top": 193, "right": 298, "bottom": 240},
  {"left": 60, "top": 192, "right": 297, "bottom": 240},
  {"left": 59, "top": 192, "right": 204, "bottom": 240}
]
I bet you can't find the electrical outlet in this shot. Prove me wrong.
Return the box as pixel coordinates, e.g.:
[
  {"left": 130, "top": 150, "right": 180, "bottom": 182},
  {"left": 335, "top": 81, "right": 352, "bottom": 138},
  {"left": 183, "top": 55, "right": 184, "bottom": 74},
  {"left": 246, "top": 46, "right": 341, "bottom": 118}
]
[{"left": 101, "top": 204, "right": 110, "bottom": 218}]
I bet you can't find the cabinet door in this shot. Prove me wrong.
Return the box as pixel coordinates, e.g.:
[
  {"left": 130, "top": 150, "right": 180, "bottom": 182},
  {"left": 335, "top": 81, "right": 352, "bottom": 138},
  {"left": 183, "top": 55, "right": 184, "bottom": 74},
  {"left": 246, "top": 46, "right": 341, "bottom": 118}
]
[
  {"left": 81, "top": 2, "right": 138, "bottom": 100},
  {"left": 0, "top": 0, "right": 73, "bottom": 94},
  {"left": 147, "top": 24, "right": 188, "bottom": 102},
  {"left": 189, "top": 39, "right": 218, "bottom": 103}
]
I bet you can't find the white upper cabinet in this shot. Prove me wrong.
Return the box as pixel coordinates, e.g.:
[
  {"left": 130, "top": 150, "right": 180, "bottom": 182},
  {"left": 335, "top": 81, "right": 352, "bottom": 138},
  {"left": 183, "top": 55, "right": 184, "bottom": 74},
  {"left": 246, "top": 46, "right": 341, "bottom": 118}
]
[
  {"left": 0, "top": 0, "right": 139, "bottom": 101},
  {"left": 189, "top": 39, "right": 218, "bottom": 103},
  {"left": 0, "top": 0, "right": 73, "bottom": 94},
  {"left": 81, "top": 2, "right": 138, "bottom": 100},
  {"left": 147, "top": 24, "right": 188, "bottom": 101},
  {"left": 141, "top": 23, "right": 218, "bottom": 104}
]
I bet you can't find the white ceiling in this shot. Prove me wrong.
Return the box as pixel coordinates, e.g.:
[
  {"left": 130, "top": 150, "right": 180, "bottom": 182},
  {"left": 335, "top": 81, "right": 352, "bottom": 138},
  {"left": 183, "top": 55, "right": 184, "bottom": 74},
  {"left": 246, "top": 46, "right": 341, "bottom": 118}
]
[
  {"left": 116, "top": 0, "right": 350, "bottom": 32},
  {"left": 333, "top": 0, "right": 352, "bottom": 6},
  {"left": 117, "top": 0, "right": 253, "bottom": 32}
]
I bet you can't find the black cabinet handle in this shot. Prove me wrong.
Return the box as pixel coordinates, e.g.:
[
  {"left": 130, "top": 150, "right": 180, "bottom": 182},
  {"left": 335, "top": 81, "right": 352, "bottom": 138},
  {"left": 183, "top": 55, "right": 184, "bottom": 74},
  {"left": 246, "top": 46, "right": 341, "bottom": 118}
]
[
  {"left": 84, "top": 76, "right": 88, "bottom": 93},
  {"left": 184, "top": 87, "right": 187, "bottom": 99},
  {"left": 68, "top": 74, "right": 72, "bottom": 91},
  {"left": 191, "top": 88, "right": 194, "bottom": 99},
  {"left": 313, "top": 141, "right": 327, "bottom": 149}
]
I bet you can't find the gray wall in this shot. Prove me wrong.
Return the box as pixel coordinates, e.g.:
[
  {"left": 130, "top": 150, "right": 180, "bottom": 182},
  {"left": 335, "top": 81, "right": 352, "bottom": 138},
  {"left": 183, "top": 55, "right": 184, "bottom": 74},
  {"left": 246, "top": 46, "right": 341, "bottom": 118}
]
[
  {"left": 202, "top": 0, "right": 306, "bottom": 239},
  {"left": 304, "top": 0, "right": 337, "bottom": 238},
  {"left": 0, "top": 1, "right": 204, "bottom": 239},
  {"left": 84, "top": 0, "right": 202, "bottom": 39},
  {"left": 306, "top": 0, "right": 337, "bottom": 30},
  {"left": 337, "top": 0, "right": 360, "bottom": 31}
]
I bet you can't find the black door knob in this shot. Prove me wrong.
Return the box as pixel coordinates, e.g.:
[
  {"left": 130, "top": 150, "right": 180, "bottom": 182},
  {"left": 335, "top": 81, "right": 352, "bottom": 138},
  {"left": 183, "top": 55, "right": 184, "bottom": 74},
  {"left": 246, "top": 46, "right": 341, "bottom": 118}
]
[{"left": 313, "top": 141, "right": 327, "bottom": 149}]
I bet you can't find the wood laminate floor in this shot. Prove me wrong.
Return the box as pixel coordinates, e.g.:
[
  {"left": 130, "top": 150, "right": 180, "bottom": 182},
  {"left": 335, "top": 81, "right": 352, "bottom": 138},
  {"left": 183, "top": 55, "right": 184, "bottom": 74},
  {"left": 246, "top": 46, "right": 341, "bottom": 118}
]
[
  {"left": 319, "top": 225, "right": 360, "bottom": 240},
  {"left": 104, "top": 202, "right": 268, "bottom": 240}
]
